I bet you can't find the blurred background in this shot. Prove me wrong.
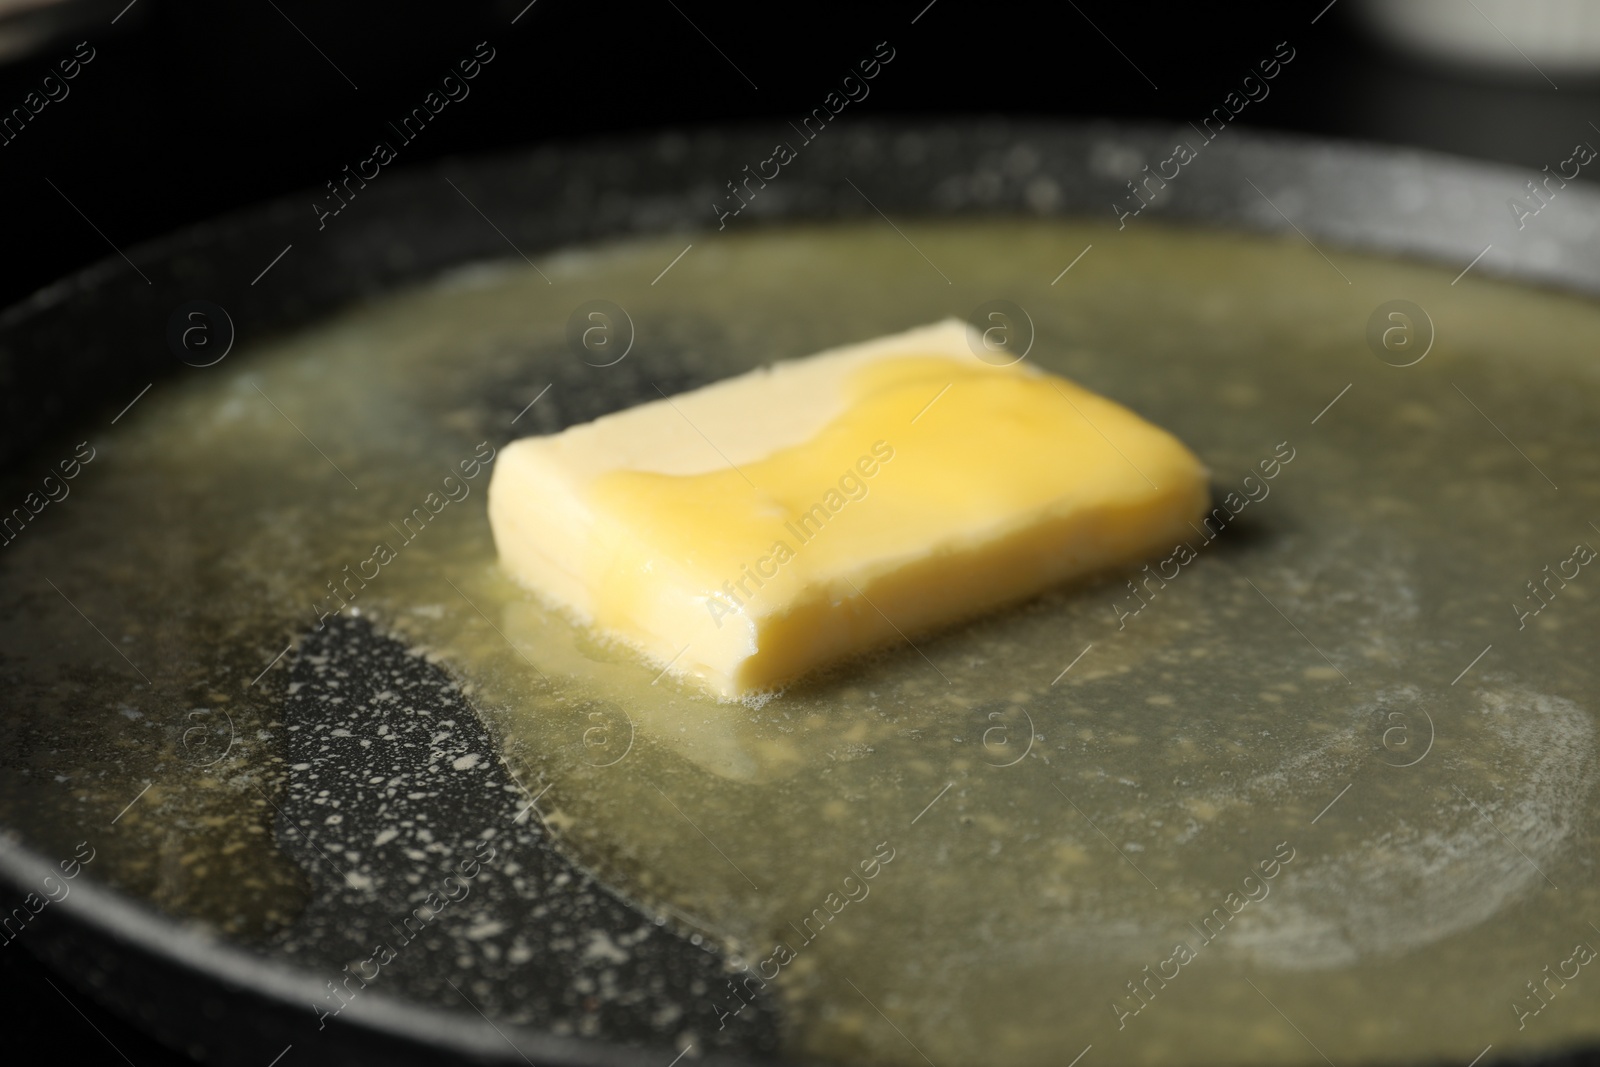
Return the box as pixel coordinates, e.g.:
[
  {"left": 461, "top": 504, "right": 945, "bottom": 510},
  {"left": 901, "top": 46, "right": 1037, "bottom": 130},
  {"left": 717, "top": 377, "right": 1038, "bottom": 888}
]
[
  {"left": 3, "top": 0, "right": 1598, "bottom": 1060},
  {"left": 3, "top": 0, "right": 1600, "bottom": 311}
]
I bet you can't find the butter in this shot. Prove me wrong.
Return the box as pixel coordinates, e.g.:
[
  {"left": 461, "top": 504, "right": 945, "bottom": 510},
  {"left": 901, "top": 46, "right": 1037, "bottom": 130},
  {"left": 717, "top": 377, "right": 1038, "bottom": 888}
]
[{"left": 488, "top": 320, "right": 1209, "bottom": 698}]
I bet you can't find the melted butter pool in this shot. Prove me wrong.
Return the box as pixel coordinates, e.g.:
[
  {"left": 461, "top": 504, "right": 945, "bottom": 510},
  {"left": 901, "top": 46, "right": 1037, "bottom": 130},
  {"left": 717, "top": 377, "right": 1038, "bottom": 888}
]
[{"left": 3, "top": 221, "right": 1600, "bottom": 1064}]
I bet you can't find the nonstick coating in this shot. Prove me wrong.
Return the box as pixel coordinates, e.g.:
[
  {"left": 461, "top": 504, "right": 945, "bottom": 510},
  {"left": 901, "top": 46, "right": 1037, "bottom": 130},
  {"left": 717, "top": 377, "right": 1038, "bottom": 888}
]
[{"left": 3, "top": 121, "right": 1600, "bottom": 1067}]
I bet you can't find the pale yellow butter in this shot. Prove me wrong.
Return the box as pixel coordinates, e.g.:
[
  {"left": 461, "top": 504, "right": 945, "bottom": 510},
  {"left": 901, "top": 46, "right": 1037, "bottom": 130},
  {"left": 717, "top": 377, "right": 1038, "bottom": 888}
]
[{"left": 487, "top": 320, "right": 1209, "bottom": 698}]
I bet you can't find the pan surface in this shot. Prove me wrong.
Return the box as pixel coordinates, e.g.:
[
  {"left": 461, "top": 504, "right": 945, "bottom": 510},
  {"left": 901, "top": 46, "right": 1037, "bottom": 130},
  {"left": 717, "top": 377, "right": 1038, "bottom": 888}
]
[{"left": 2, "top": 121, "right": 1600, "bottom": 1066}]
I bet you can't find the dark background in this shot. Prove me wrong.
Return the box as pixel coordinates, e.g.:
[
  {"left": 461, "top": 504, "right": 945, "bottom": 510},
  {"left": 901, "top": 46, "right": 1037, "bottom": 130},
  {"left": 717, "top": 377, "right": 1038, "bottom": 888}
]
[
  {"left": 2, "top": 0, "right": 1594, "bottom": 1061},
  {"left": 1, "top": 0, "right": 1596, "bottom": 312}
]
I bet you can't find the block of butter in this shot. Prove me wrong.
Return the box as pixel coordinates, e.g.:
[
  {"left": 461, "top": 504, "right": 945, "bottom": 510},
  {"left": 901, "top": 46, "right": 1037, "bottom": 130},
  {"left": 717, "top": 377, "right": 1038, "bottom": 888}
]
[{"left": 488, "top": 319, "right": 1209, "bottom": 699}]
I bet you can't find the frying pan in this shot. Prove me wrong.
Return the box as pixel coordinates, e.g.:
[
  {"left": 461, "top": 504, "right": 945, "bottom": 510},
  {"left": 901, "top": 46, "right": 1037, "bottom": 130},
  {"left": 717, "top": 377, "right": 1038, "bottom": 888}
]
[{"left": 2, "top": 120, "right": 1599, "bottom": 1067}]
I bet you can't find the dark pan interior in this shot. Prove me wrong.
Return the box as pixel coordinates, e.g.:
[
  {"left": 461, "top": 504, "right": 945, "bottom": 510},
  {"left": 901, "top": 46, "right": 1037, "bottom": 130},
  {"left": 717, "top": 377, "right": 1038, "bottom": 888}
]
[{"left": 3, "top": 120, "right": 1600, "bottom": 1067}]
